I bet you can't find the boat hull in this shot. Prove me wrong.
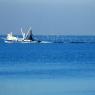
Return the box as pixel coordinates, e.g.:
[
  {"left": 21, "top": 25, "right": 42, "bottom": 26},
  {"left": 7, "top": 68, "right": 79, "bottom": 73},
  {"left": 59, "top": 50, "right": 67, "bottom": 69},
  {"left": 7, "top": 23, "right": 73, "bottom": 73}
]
[{"left": 4, "top": 40, "right": 51, "bottom": 44}]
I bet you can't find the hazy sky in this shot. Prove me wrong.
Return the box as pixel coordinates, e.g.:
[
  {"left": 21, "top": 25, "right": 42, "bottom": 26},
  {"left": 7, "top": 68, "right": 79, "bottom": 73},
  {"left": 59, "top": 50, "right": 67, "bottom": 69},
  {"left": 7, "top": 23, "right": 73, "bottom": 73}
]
[{"left": 0, "top": 0, "right": 95, "bottom": 35}]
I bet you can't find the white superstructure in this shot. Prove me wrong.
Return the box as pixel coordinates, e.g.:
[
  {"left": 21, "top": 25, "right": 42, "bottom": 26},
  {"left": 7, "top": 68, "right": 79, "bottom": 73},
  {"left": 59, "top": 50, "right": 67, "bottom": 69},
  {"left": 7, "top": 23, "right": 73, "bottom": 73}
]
[{"left": 7, "top": 32, "right": 17, "bottom": 41}]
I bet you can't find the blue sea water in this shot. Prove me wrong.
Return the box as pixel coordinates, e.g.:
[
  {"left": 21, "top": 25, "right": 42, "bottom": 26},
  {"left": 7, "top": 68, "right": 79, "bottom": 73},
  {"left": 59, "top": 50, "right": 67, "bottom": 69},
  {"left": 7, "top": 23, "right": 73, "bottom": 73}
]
[{"left": 0, "top": 36, "right": 95, "bottom": 95}]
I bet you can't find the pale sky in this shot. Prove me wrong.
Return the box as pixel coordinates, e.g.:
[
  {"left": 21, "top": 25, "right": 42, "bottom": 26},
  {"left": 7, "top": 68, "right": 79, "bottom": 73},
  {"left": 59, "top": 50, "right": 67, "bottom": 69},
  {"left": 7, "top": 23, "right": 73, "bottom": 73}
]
[{"left": 0, "top": 0, "right": 95, "bottom": 35}]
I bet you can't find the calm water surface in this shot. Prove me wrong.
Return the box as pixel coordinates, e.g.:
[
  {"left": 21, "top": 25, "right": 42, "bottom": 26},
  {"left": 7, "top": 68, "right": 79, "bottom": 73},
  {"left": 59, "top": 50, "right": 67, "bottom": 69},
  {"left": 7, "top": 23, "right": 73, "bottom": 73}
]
[{"left": 0, "top": 41, "right": 95, "bottom": 95}]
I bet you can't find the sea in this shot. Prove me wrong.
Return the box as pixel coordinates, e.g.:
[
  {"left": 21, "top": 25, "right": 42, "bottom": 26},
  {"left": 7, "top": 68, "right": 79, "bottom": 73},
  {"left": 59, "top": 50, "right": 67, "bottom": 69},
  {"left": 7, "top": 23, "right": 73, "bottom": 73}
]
[{"left": 0, "top": 35, "right": 95, "bottom": 95}]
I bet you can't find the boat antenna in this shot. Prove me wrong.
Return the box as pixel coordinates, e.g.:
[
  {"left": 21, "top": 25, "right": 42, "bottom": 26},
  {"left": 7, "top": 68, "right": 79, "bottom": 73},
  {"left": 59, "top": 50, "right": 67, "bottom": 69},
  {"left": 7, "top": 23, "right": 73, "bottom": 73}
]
[{"left": 21, "top": 27, "right": 26, "bottom": 40}]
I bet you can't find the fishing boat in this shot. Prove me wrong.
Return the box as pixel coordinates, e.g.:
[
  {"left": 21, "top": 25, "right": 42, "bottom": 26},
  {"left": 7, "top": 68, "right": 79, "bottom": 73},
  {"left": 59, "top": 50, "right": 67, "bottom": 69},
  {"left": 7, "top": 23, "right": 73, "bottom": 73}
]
[{"left": 5, "top": 27, "right": 50, "bottom": 43}]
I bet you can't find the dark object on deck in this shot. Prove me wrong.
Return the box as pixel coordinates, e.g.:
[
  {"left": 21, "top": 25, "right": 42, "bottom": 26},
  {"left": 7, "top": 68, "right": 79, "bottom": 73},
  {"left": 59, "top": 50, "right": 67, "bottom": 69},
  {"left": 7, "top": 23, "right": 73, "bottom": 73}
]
[{"left": 25, "top": 29, "right": 34, "bottom": 41}]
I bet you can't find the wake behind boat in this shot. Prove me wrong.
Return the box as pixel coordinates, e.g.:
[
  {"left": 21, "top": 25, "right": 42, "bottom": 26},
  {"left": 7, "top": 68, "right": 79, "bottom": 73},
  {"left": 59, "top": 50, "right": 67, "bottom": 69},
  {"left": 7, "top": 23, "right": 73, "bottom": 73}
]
[{"left": 5, "top": 27, "right": 51, "bottom": 43}]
